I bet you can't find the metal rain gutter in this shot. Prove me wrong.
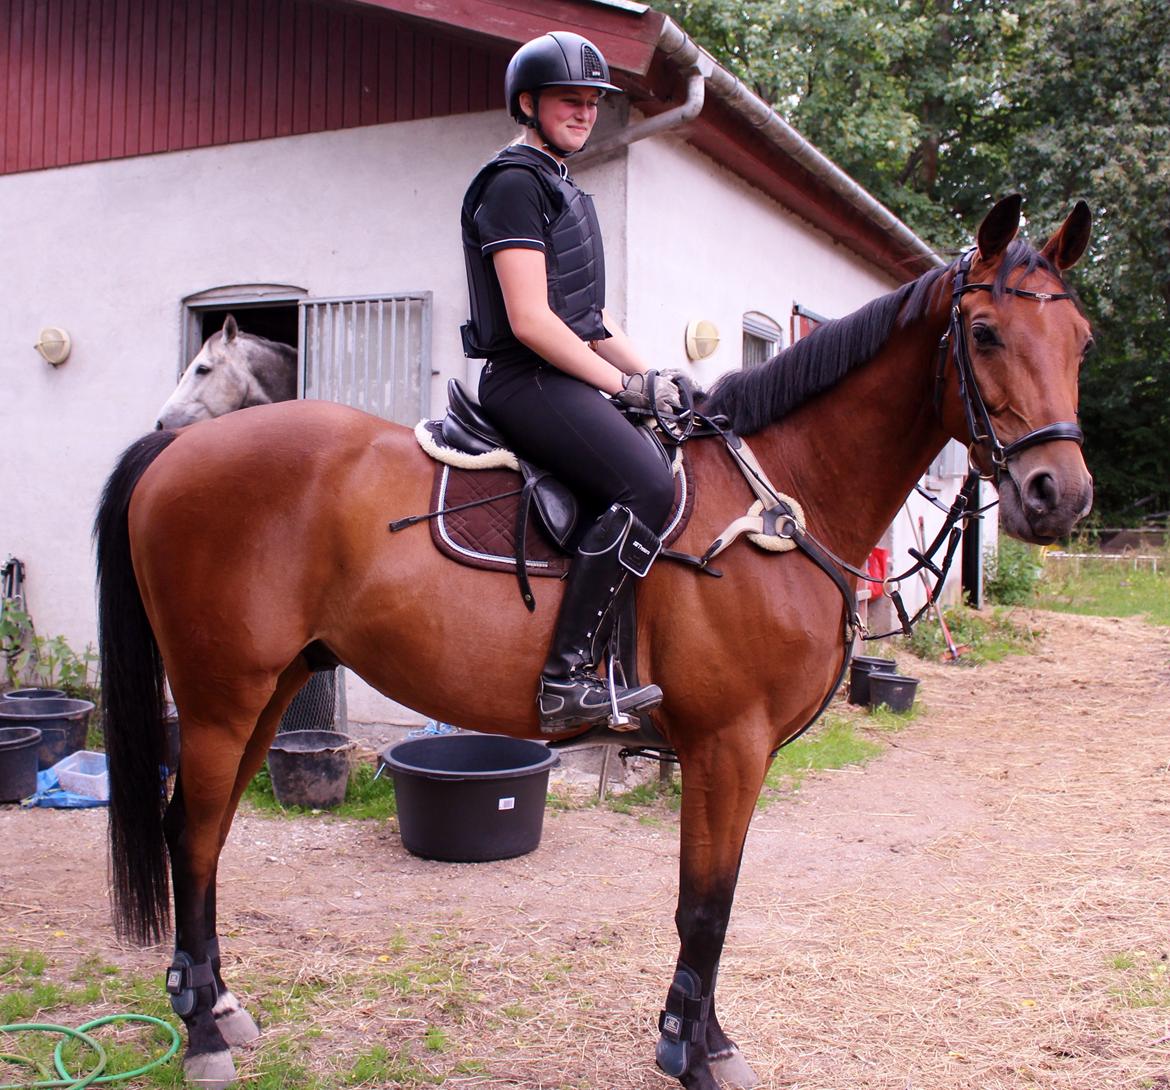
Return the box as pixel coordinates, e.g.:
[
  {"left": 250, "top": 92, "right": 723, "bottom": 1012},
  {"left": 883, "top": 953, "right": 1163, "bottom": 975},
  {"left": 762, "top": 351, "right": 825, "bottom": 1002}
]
[{"left": 579, "top": 15, "right": 942, "bottom": 270}]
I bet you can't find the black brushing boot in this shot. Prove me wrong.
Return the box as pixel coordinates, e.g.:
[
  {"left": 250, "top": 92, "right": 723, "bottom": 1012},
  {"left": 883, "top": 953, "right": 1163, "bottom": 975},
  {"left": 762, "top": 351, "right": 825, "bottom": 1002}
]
[{"left": 538, "top": 503, "right": 662, "bottom": 733}]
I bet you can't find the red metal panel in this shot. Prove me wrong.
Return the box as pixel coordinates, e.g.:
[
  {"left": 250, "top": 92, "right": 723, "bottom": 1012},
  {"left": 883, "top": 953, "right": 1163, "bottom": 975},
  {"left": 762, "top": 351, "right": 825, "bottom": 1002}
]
[
  {"left": 325, "top": 7, "right": 344, "bottom": 131},
  {"left": 122, "top": 0, "right": 143, "bottom": 157},
  {"left": 377, "top": 20, "right": 396, "bottom": 122},
  {"left": 395, "top": 22, "right": 413, "bottom": 122},
  {"left": 94, "top": 0, "right": 116, "bottom": 160},
  {"left": 110, "top": 0, "right": 130, "bottom": 159},
  {"left": 291, "top": 2, "right": 312, "bottom": 133},
  {"left": 274, "top": 3, "right": 295, "bottom": 136},
  {"left": 358, "top": 11, "right": 379, "bottom": 126},
  {"left": 259, "top": 0, "right": 281, "bottom": 137}
]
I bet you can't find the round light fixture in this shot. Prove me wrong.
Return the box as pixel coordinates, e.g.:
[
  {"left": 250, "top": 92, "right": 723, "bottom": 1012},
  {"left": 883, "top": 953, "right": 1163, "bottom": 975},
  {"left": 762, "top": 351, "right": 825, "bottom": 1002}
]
[
  {"left": 684, "top": 319, "right": 719, "bottom": 361},
  {"left": 35, "top": 327, "right": 72, "bottom": 366}
]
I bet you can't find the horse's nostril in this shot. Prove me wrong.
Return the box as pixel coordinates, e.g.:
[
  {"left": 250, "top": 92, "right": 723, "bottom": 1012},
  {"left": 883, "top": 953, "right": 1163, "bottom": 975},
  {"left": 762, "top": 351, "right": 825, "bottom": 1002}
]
[
  {"left": 1025, "top": 471, "right": 1060, "bottom": 514},
  {"left": 155, "top": 421, "right": 164, "bottom": 431}
]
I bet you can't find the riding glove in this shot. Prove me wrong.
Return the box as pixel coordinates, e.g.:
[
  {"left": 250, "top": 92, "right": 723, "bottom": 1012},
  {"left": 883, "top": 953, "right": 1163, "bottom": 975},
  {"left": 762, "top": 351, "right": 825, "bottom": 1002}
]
[{"left": 613, "top": 370, "right": 683, "bottom": 415}]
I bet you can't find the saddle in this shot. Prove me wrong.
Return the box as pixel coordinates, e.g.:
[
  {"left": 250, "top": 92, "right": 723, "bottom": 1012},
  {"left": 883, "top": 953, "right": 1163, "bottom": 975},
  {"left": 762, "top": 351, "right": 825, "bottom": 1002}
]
[{"left": 405, "top": 379, "right": 694, "bottom": 611}]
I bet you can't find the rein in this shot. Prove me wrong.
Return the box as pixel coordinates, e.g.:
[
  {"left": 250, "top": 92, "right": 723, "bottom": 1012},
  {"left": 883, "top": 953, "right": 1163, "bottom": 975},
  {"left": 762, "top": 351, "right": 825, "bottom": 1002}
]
[{"left": 936, "top": 249, "right": 1084, "bottom": 480}]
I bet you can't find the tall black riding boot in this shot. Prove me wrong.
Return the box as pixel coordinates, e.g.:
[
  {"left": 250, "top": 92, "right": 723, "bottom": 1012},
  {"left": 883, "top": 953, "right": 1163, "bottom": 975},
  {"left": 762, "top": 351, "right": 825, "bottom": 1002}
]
[{"left": 538, "top": 503, "right": 663, "bottom": 733}]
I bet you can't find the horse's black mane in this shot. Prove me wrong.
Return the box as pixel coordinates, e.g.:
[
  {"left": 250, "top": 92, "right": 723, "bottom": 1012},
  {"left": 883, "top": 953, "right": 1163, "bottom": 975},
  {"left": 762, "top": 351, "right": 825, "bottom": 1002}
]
[{"left": 700, "top": 240, "right": 1069, "bottom": 435}]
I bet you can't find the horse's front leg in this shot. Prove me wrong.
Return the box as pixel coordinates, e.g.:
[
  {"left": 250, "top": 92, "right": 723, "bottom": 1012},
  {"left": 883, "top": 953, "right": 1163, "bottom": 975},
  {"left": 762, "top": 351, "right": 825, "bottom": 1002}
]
[{"left": 658, "top": 734, "right": 771, "bottom": 1090}]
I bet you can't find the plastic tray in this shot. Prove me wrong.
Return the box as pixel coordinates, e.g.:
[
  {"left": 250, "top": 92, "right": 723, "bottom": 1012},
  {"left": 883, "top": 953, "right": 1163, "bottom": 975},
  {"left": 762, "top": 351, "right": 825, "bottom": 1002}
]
[{"left": 53, "top": 749, "right": 110, "bottom": 800}]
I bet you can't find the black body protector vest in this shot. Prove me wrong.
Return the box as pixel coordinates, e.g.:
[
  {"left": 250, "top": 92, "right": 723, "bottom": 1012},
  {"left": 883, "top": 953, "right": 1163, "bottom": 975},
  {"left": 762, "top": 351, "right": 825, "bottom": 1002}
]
[{"left": 461, "top": 145, "right": 608, "bottom": 360}]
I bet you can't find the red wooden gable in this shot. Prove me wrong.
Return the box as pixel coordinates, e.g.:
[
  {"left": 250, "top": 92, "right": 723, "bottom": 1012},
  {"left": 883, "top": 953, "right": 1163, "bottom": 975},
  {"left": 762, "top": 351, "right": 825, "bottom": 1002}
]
[{"left": 1, "top": 0, "right": 514, "bottom": 176}]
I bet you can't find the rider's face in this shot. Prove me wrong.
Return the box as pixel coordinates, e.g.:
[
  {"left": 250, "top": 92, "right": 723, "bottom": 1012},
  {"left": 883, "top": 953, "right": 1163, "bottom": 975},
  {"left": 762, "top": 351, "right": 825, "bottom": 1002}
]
[{"left": 526, "top": 86, "right": 600, "bottom": 155}]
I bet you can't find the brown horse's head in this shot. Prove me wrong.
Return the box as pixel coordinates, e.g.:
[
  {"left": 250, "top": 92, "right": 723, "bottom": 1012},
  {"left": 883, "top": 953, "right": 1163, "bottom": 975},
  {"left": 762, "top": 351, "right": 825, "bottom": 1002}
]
[{"left": 945, "top": 196, "right": 1095, "bottom": 544}]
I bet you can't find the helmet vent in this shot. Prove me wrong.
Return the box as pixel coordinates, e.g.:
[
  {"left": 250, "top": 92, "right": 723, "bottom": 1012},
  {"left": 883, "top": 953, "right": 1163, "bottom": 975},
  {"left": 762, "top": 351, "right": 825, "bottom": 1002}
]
[{"left": 581, "top": 45, "right": 605, "bottom": 81}]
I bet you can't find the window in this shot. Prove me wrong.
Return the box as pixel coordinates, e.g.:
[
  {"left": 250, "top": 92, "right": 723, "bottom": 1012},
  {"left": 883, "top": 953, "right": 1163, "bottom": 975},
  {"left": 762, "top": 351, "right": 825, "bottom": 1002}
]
[
  {"left": 790, "top": 302, "right": 828, "bottom": 343},
  {"left": 742, "top": 311, "right": 782, "bottom": 369},
  {"left": 182, "top": 286, "right": 432, "bottom": 425},
  {"left": 300, "top": 292, "right": 432, "bottom": 425},
  {"left": 182, "top": 284, "right": 307, "bottom": 376}
]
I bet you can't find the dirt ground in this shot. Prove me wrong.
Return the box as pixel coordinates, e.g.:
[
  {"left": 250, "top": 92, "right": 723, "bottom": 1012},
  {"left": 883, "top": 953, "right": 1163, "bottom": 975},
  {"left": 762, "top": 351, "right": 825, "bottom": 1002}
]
[{"left": 2, "top": 609, "right": 1169, "bottom": 1089}]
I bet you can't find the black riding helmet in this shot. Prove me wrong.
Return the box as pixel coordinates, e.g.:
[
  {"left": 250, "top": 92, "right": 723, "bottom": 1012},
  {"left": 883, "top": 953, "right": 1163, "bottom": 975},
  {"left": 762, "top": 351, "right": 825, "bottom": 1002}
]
[{"left": 505, "top": 31, "right": 622, "bottom": 132}]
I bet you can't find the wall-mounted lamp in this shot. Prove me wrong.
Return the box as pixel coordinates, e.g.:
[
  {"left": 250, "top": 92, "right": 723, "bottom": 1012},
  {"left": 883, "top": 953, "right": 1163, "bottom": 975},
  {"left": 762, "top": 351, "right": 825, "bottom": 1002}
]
[
  {"left": 684, "top": 319, "right": 719, "bottom": 361},
  {"left": 34, "top": 327, "right": 72, "bottom": 366}
]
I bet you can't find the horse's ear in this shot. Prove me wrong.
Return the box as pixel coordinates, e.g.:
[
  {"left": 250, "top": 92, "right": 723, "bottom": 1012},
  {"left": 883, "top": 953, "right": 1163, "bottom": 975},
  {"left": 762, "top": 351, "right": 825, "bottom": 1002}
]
[
  {"left": 976, "top": 194, "right": 1023, "bottom": 262},
  {"left": 223, "top": 314, "right": 239, "bottom": 343},
  {"left": 1040, "top": 200, "right": 1092, "bottom": 270}
]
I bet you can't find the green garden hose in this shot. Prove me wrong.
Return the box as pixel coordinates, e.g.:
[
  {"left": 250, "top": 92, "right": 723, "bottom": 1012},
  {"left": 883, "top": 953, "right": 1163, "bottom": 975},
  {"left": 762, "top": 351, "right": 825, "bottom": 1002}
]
[{"left": 0, "top": 1015, "right": 179, "bottom": 1089}]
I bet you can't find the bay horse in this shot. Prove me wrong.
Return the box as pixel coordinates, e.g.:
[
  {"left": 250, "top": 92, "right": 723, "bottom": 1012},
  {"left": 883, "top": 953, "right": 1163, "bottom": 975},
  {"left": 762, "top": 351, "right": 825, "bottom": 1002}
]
[
  {"left": 95, "top": 195, "right": 1093, "bottom": 1089},
  {"left": 155, "top": 314, "right": 296, "bottom": 429}
]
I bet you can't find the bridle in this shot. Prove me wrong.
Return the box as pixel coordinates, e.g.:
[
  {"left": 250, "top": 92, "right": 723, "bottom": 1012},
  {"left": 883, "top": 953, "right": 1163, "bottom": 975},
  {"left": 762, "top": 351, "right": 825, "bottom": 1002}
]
[{"left": 936, "top": 248, "right": 1084, "bottom": 482}]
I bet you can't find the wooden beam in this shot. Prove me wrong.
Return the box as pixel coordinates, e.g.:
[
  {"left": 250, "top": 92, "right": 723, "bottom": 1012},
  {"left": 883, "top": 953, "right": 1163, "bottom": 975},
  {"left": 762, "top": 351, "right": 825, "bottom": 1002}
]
[{"left": 350, "top": 0, "right": 664, "bottom": 75}]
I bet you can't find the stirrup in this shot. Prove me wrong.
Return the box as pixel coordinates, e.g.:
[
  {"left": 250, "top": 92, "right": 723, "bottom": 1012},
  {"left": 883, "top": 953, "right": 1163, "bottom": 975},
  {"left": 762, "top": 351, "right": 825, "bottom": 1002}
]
[{"left": 606, "top": 651, "right": 632, "bottom": 730}]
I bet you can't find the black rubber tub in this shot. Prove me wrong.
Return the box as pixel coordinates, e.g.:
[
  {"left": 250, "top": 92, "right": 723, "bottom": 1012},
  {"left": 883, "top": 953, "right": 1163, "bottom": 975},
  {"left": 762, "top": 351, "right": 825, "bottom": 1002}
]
[
  {"left": 0, "top": 698, "right": 94, "bottom": 769},
  {"left": 867, "top": 672, "right": 920, "bottom": 713},
  {"left": 0, "top": 726, "right": 43, "bottom": 802},
  {"left": 2, "top": 687, "right": 67, "bottom": 701},
  {"left": 382, "top": 735, "right": 559, "bottom": 863},
  {"left": 847, "top": 655, "right": 898, "bottom": 706},
  {"left": 267, "top": 729, "right": 353, "bottom": 809}
]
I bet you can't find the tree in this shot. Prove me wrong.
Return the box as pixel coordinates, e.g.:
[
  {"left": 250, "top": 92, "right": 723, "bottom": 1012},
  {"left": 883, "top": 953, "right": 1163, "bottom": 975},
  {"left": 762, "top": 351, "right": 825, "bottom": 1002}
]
[
  {"left": 664, "top": 0, "right": 1170, "bottom": 521},
  {"left": 1009, "top": 0, "right": 1170, "bottom": 522}
]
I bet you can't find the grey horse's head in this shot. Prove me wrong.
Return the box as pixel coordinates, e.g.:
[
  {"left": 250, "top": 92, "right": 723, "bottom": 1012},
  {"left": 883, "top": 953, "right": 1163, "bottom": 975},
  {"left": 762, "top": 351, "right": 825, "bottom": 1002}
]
[{"left": 156, "top": 315, "right": 297, "bottom": 429}]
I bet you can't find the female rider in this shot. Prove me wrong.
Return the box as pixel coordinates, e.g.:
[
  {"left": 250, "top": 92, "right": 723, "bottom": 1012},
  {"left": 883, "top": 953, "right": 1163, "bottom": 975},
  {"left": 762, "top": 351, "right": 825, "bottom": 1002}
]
[{"left": 460, "top": 31, "right": 681, "bottom": 733}]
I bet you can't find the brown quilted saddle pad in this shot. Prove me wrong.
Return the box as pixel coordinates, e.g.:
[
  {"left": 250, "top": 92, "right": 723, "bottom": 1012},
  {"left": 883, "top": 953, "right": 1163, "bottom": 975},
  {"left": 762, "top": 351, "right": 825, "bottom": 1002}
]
[{"left": 429, "top": 455, "right": 694, "bottom": 578}]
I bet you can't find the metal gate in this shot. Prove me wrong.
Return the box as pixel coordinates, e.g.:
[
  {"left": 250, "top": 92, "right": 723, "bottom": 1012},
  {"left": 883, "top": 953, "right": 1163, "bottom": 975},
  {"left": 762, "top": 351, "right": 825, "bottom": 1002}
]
[{"left": 299, "top": 292, "right": 432, "bottom": 423}]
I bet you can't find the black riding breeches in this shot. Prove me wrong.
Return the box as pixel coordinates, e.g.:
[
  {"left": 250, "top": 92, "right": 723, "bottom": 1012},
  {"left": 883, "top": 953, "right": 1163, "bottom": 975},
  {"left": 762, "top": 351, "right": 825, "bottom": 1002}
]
[{"left": 479, "top": 362, "right": 675, "bottom": 533}]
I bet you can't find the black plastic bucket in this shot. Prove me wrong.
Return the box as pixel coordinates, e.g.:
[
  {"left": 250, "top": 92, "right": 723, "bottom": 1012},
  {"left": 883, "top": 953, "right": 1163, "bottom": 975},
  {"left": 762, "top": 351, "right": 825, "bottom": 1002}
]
[
  {"left": 266, "top": 729, "right": 353, "bottom": 809},
  {"left": 847, "top": 656, "right": 898, "bottom": 706},
  {"left": 382, "top": 735, "right": 559, "bottom": 863},
  {"left": 0, "top": 726, "right": 43, "bottom": 802},
  {"left": 0, "top": 698, "right": 94, "bottom": 769},
  {"left": 867, "top": 672, "right": 920, "bottom": 713},
  {"left": 2, "top": 687, "right": 67, "bottom": 701}
]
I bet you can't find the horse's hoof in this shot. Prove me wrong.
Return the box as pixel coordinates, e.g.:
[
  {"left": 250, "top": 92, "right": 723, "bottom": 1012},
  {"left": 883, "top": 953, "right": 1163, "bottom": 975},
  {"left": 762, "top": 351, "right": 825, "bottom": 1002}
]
[
  {"left": 184, "top": 1049, "right": 237, "bottom": 1088},
  {"left": 709, "top": 1046, "right": 760, "bottom": 1089},
  {"left": 214, "top": 1007, "right": 261, "bottom": 1047},
  {"left": 211, "top": 994, "right": 261, "bottom": 1048}
]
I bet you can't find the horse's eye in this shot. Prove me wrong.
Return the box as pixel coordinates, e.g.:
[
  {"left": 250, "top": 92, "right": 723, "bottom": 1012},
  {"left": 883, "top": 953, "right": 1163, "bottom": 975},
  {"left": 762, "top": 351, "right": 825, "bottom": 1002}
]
[
  {"left": 195, "top": 364, "right": 212, "bottom": 375},
  {"left": 971, "top": 323, "right": 1000, "bottom": 348}
]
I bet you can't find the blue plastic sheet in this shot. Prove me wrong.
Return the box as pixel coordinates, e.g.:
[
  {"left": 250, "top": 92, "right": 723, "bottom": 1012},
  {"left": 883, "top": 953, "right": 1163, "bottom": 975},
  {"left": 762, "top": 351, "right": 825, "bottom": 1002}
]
[{"left": 22, "top": 760, "right": 108, "bottom": 809}]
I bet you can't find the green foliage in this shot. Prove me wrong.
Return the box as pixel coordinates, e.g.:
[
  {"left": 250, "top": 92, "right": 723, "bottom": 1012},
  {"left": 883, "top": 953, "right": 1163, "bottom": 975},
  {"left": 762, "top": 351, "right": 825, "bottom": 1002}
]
[
  {"left": 604, "top": 774, "right": 682, "bottom": 815},
  {"left": 984, "top": 537, "right": 1043, "bottom": 605},
  {"left": 0, "top": 600, "right": 98, "bottom": 698},
  {"left": 903, "top": 604, "right": 1041, "bottom": 665},
  {"left": 243, "top": 759, "right": 396, "bottom": 820}
]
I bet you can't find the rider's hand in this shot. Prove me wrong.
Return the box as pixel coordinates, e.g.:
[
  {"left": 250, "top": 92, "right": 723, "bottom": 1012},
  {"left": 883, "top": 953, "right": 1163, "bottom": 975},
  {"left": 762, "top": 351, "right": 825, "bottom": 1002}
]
[{"left": 613, "top": 370, "right": 683, "bottom": 415}]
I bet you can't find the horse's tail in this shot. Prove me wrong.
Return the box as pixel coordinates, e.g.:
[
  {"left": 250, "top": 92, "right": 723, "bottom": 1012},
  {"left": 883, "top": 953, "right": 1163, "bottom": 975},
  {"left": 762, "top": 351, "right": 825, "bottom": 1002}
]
[{"left": 93, "top": 429, "right": 178, "bottom": 945}]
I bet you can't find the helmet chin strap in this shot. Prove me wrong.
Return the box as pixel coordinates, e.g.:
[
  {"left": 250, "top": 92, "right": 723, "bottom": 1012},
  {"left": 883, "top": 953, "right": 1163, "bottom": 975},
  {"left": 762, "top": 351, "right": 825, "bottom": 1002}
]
[{"left": 524, "top": 91, "right": 578, "bottom": 159}]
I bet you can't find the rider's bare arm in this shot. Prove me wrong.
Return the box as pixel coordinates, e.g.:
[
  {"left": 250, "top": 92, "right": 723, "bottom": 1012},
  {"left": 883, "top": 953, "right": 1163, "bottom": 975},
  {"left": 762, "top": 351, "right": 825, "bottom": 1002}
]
[{"left": 493, "top": 247, "right": 628, "bottom": 394}]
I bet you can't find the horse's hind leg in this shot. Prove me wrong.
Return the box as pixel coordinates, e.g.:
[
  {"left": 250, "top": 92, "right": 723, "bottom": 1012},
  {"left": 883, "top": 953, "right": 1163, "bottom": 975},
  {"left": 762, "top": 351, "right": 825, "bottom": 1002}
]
[
  {"left": 205, "top": 662, "right": 311, "bottom": 1050},
  {"left": 164, "top": 762, "right": 243, "bottom": 1089},
  {"left": 658, "top": 734, "right": 771, "bottom": 1090}
]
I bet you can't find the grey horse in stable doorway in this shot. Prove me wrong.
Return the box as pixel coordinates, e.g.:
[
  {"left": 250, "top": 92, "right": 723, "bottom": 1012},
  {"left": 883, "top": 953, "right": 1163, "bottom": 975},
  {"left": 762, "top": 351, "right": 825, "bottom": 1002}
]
[{"left": 156, "top": 315, "right": 296, "bottom": 429}]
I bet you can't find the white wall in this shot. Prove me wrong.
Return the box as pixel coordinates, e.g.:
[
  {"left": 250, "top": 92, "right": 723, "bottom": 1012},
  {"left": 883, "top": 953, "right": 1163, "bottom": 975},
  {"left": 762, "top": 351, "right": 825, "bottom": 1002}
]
[
  {"left": 618, "top": 135, "right": 896, "bottom": 386},
  {"left": 0, "top": 111, "right": 627, "bottom": 721},
  {"left": 1, "top": 107, "right": 959, "bottom": 722}
]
